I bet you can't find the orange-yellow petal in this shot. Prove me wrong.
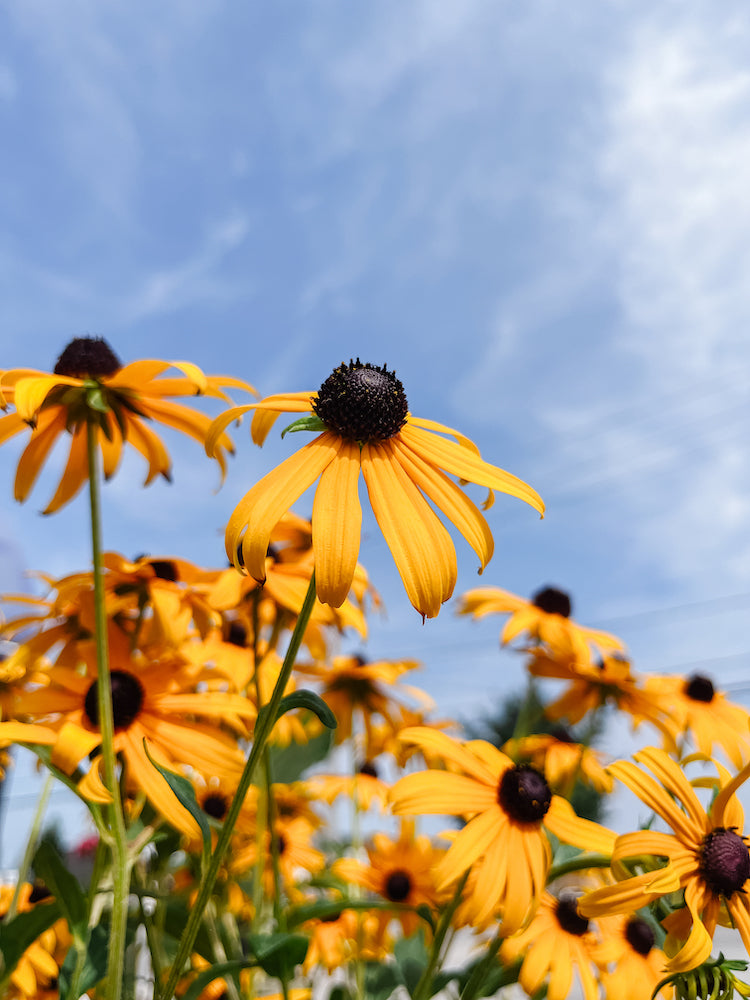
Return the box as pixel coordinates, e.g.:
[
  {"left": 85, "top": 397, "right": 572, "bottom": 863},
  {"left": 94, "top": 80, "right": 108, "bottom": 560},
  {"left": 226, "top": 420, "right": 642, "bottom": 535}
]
[{"left": 312, "top": 438, "right": 362, "bottom": 607}]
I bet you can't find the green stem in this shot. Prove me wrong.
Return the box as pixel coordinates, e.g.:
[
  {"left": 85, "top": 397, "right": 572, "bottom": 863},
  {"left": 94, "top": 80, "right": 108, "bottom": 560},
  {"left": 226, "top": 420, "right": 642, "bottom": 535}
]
[
  {"left": 412, "top": 872, "right": 469, "bottom": 1000},
  {"left": 6, "top": 771, "right": 53, "bottom": 921},
  {"left": 547, "top": 852, "right": 612, "bottom": 883},
  {"left": 458, "top": 932, "right": 504, "bottom": 1000},
  {"left": 161, "top": 571, "right": 318, "bottom": 1000},
  {"left": 86, "top": 420, "right": 131, "bottom": 1000}
]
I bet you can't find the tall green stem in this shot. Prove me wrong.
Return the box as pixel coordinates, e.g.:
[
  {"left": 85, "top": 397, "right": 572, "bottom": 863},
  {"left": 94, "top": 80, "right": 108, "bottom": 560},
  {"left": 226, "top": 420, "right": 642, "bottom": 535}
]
[
  {"left": 412, "top": 872, "right": 469, "bottom": 1000},
  {"left": 86, "top": 421, "right": 131, "bottom": 1000},
  {"left": 162, "top": 572, "right": 318, "bottom": 1000}
]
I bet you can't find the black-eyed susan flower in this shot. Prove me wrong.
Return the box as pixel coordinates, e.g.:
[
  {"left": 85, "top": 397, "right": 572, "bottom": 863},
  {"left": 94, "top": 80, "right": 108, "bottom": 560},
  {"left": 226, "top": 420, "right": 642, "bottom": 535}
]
[
  {"left": 333, "top": 822, "right": 448, "bottom": 936},
  {"left": 643, "top": 672, "right": 750, "bottom": 768},
  {"left": 390, "top": 727, "right": 615, "bottom": 933},
  {"left": 0, "top": 336, "right": 255, "bottom": 512},
  {"left": 0, "top": 626, "right": 256, "bottom": 838},
  {"left": 578, "top": 746, "right": 750, "bottom": 972},
  {"left": 592, "top": 913, "right": 673, "bottom": 1000},
  {"left": 499, "top": 891, "right": 602, "bottom": 1000},
  {"left": 504, "top": 730, "right": 614, "bottom": 795},
  {"left": 207, "top": 359, "right": 544, "bottom": 619},
  {"left": 0, "top": 883, "right": 69, "bottom": 1000},
  {"left": 459, "top": 584, "right": 623, "bottom": 661}
]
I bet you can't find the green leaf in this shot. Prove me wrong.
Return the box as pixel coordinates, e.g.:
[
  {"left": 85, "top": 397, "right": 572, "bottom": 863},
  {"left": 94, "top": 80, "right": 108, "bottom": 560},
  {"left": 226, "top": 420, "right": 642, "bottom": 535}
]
[
  {"left": 395, "top": 929, "right": 428, "bottom": 997},
  {"left": 0, "top": 901, "right": 62, "bottom": 990},
  {"left": 268, "top": 725, "right": 334, "bottom": 784},
  {"left": 328, "top": 987, "right": 354, "bottom": 1000},
  {"left": 59, "top": 924, "right": 109, "bottom": 1000},
  {"left": 365, "top": 961, "right": 403, "bottom": 1000},
  {"left": 179, "top": 959, "right": 255, "bottom": 1000},
  {"left": 280, "top": 414, "right": 326, "bottom": 438},
  {"left": 246, "top": 933, "right": 309, "bottom": 978},
  {"left": 32, "top": 840, "right": 88, "bottom": 942},
  {"left": 275, "top": 689, "right": 337, "bottom": 729},
  {"left": 142, "top": 739, "right": 212, "bottom": 871}
]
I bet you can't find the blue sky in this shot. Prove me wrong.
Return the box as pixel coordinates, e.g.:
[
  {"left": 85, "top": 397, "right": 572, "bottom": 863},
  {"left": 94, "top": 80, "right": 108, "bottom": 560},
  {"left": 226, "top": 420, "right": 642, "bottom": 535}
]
[{"left": 2, "top": 1, "right": 750, "bottom": 861}]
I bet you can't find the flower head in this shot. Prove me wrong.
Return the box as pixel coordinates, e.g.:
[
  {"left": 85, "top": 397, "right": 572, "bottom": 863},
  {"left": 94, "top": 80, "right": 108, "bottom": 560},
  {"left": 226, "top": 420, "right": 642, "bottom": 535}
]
[
  {"left": 208, "top": 359, "right": 544, "bottom": 619},
  {"left": 578, "top": 747, "right": 750, "bottom": 972},
  {"left": 0, "top": 337, "right": 255, "bottom": 512}
]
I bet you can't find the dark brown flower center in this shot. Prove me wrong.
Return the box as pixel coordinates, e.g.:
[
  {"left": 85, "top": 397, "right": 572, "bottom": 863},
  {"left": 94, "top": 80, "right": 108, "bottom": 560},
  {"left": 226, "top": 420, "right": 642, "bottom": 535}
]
[
  {"left": 54, "top": 336, "right": 122, "bottom": 379},
  {"left": 312, "top": 360, "right": 408, "bottom": 442},
  {"left": 384, "top": 870, "right": 412, "bottom": 902},
  {"left": 225, "top": 621, "right": 248, "bottom": 647},
  {"left": 555, "top": 895, "right": 589, "bottom": 935},
  {"left": 203, "top": 793, "right": 229, "bottom": 820},
  {"left": 148, "top": 559, "right": 179, "bottom": 582},
  {"left": 625, "top": 916, "right": 655, "bottom": 956},
  {"left": 498, "top": 764, "right": 552, "bottom": 823},
  {"left": 700, "top": 827, "right": 750, "bottom": 897},
  {"left": 84, "top": 670, "right": 145, "bottom": 730},
  {"left": 359, "top": 761, "right": 379, "bottom": 778},
  {"left": 685, "top": 674, "right": 715, "bottom": 703},
  {"left": 531, "top": 586, "right": 572, "bottom": 617}
]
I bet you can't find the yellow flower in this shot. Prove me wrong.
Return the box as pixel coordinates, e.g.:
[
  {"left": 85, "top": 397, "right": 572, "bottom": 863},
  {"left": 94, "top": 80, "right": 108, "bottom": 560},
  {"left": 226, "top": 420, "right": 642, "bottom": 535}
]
[
  {"left": 592, "top": 913, "right": 673, "bottom": 999},
  {"left": 578, "top": 747, "right": 750, "bottom": 972},
  {"left": 390, "top": 727, "right": 615, "bottom": 932},
  {"left": 0, "top": 884, "right": 68, "bottom": 1000},
  {"left": 505, "top": 731, "right": 614, "bottom": 795},
  {"left": 459, "top": 584, "right": 624, "bottom": 661},
  {"left": 0, "top": 336, "right": 255, "bottom": 512},
  {"left": 643, "top": 672, "right": 750, "bottom": 768},
  {"left": 500, "top": 891, "right": 602, "bottom": 1000},
  {"left": 0, "top": 625, "right": 256, "bottom": 838},
  {"left": 207, "top": 359, "right": 543, "bottom": 619},
  {"left": 333, "top": 822, "right": 448, "bottom": 937}
]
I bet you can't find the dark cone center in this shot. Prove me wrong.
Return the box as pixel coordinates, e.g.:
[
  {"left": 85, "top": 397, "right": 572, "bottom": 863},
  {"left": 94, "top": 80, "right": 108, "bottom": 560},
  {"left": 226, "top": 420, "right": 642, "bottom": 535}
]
[
  {"left": 312, "top": 359, "right": 408, "bottom": 442},
  {"left": 531, "top": 586, "right": 572, "bottom": 618},
  {"left": 54, "top": 336, "right": 122, "bottom": 379},
  {"left": 625, "top": 916, "right": 655, "bottom": 956},
  {"left": 385, "top": 870, "right": 412, "bottom": 902},
  {"left": 701, "top": 827, "right": 750, "bottom": 897},
  {"left": 498, "top": 764, "right": 552, "bottom": 823},
  {"left": 685, "top": 674, "right": 715, "bottom": 703},
  {"left": 203, "top": 793, "right": 229, "bottom": 820},
  {"left": 84, "top": 670, "right": 145, "bottom": 730},
  {"left": 148, "top": 560, "right": 179, "bottom": 582},
  {"left": 555, "top": 895, "right": 589, "bottom": 936},
  {"left": 359, "top": 761, "right": 379, "bottom": 778},
  {"left": 226, "top": 621, "right": 248, "bottom": 647}
]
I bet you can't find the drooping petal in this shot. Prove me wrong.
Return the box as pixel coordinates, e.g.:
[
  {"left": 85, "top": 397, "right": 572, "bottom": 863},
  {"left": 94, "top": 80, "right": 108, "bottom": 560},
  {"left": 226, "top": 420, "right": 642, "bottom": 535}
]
[
  {"left": 399, "top": 423, "right": 545, "bottom": 516},
  {"left": 50, "top": 721, "right": 101, "bottom": 773},
  {"left": 635, "top": 747, "right": 708, "bottom": 831},
  {"left": 0, "top": 410, "right": 27, "bottom": 443},
  {"left": 436, "top": 805, "right": 506, "bottom": 888},
  {"left": 226, "top": 432, "right": 339, "bottom": 581},
  {"left": 312, "top": 438, "right": 362, "bottom": 608},
  {"left": 42, "top": 427, "right": 89, "bottom": 514},
  {"left": 389, "top": 770, "right": 498, "bottom": 816},
  {"left": 667, "top": 878, "right": 714, "bottom": 972},
  {"left": 545, "top": 796, "right": 617, "bottom": 854},
  {"left": 121, "top": 413, "right": 172, "bottom": 484},
  {"left": 362, "top": 440, "right": 456, "bottom": 619},
  {"left": 395, "top": 727, "right": 502, "bottom": 785},
  {"left": 608, "top": 759, "right": 703, "bottom": 848},
  {"left": 98, "top": 417, "right": 124, "bottom": 479},
  {"left": 14, "top": 375, "right": 80, "bottom": 421},
  {"left": 393, "top": 438, "right": 494, "bottom": 571},
  {"left": 250, "top": 393, "right": 317, "bottom": 445},
  {"left": 13, "top": 409, "right": 67, "bottom": 502}
]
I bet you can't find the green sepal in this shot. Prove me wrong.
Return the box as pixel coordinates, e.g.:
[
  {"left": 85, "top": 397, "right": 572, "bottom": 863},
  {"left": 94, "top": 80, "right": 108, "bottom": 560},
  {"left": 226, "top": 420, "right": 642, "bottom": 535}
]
[
  {"left": 142, "top": 739, "right": 212, "bottom": 871},
  {"left": 0, "top": 900, "right": 62, "bottom": 991},
  {"left": 246, "top": 932, "right": 309, "bottom": 979},
  {"left": 85, "top": 385, "right": 111, "bottom": 414},
  {"left": 280, "top": 414, "right": 326, "bottom": 438},
  {"left": 32, "top": 839, "right": 88, "bottom": 942},
  {"left": 59, "top": 924, "right": 109, "bottom": 1000}
]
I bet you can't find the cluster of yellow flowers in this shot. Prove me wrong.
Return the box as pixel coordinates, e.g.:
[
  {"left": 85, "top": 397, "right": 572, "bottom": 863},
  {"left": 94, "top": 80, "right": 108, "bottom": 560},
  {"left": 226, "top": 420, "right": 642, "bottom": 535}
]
[{"left": 0, "top": 340, "right": 749, "bottom": 1000}]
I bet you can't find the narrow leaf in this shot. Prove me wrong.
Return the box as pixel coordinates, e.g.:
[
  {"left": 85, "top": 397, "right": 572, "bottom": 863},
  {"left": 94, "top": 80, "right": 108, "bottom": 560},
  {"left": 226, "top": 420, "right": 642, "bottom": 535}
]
[
  {"left": 246, "top": 933, "right": 309, "bottom": 978},
  {"left": 0, "top": 901, "right": 62, "bottom": 990},
  {"left": 281, "top": 415, "right": 326, "bottom": 438},
  {"left": 275, "top": 690, "right": 337, "bottom": 729},
  {"left": 59, "top": 924, "right": 109, "bottom": 1000},
  {"left": 142, "top": 739, "right": 212, "bottom": 870},
  {"left": 32, "top": 840, "right": 88, "bottom": 941}
]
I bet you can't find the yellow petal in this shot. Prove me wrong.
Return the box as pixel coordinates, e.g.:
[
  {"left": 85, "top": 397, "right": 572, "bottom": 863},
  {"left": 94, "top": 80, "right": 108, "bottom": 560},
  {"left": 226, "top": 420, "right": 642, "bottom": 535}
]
[
  {"left": 545, "top": 796, "right": 617, "bottom": 854},
  {"left": 42, "top": 427, "right": 89, "bottom": 514},
  {"left": 13, "top": 409, "right": 67, "bottom": 502},
  {"left": 399, "top": 423, "right": 545, "bottom": 516},
  {"left": 14, "top": 374, "right": 80, "bottom": 421},
  {"left": 436, "top": 805, "right": 506, "bottom": 887},
  {"left": 226, "top": 432, "right": 338, "bottom": 582},
  {"left": 312, "top": 438, "right": 362, "bottom": 607},
  {"left": 362, "top": 440, "right": 456, "bottom": 619},
  {"left": 390, "top": 770, "right": 498, "bottom": 816},
  {"left": 394, "top": 438, "right": 494, "bottom": 571},
  {"left": 50, "top": 721, "right": 101, "bottom": 773},
  {"left": 122, "top": 413, "right": 171, "bottom": 484}
]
